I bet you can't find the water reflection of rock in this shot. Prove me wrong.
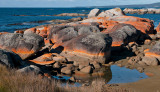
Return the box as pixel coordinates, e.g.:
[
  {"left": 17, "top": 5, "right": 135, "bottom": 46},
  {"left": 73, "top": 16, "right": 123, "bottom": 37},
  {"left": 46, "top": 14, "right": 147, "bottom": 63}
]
[{"left": 72, "top": 66, "right": 112, "bottom": 83}]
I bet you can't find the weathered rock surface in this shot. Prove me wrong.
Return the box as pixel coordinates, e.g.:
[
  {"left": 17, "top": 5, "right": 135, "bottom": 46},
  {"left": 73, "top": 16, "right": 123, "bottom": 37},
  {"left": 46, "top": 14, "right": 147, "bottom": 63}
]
[
  {"left": 59, "top": 32, "right": 112, "bottom": 63},
  {"left": 88, "top": 9, "right": 101, "bottom": 18},
  {"left": 0, "top": 33, "right": 44, "bottom": 60},
  {"left": 124, "top": 8, "right": 160, "bottom": 14},
  {"left": 0, "top": 49, "right": 22, "bottom": 68},
  {"left": 141, "top": 41, "right": 160, "bottom": 66},
  {"left": 98, "top": 8, "right": 125, "bottom": 17},
  {"left": 105, "top": 24, "right": 140, "bottom": 47},
  {"left": 29, "top": 53, "right": 56, "bottom": 65},
  {"left": 48, "top": 24, "right": 100, "bottom": 45},
  {"left": 81, "top": 16, "right": 154, "bottom": 34},
  {"left": 47, "top": 23, "right": 112, "bottom": 63},
  {"left": 145, "top": 41, "right": 160, "bottom": 60}
]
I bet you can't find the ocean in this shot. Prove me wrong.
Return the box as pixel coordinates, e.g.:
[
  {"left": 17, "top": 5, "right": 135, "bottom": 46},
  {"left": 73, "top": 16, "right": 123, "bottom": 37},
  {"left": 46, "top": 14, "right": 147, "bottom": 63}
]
[{"left": 0, "top": 8, "right": 160, "bottom": 32}]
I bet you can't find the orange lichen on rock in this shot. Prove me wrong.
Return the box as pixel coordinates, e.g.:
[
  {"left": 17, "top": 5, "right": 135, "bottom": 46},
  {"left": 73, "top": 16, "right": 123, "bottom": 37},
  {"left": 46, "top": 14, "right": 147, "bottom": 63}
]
[
  {"left": 43, "top": 53, "right": 53, "bottom": 58},
  {"left": 63, "top": 48, "right": 106, "bottom": 56},
  {"left": 0, "top": 32, "right": 8, "bottom": 35},
  {"left": 81, "top": 22, "right": 91, "bottom": 25},
  {"left": 36, "top": 30, "right": 40, "bottom": 34},
  {"left": 14, "top": 30, "right": 24, "bottom": 34},
  {"left": 28, "top": 53, "right": 56, "bottom": 65},
  {"left": 29, "top": 60, "right": 55, "bottom": 65},
  {"left": 11, "top": 48, "right": 35, "bottom": 60},
  {"left": 30, "top": 28, "right": 37, "bottom": 33},
  {"left": 156, "top": 23, "right": 160, "bottom": 32},
  {"left": 39, "top": 26, "right": 48, "bottom": 37},
  {"left": 145, "top": 52, "right": 160, "bottom": 58},
  {"left": 124, "top": 21, "right": 154, "bottom": 34},
  {"left": 44, "top": 38, "right": 51, "bottom": 45},
  {"left": 100, "top": 20, "right": 119, "bottom": 33},
  {"left": 144, "top": 49, "right": 150, "bottom": 53},
  {"left": 112, "top": 16, "right": 151, "bottom": 22},
  {"left": 111, "top": 41, "right": 123, "bottom": 47},
  {"left": 11, "top": 48, "right": 34, "bottom": 54}
]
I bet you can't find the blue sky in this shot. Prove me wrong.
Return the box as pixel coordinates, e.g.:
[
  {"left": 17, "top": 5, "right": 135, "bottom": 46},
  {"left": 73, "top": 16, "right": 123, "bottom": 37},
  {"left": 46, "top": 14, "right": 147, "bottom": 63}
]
[{"left": 0, "top": 0, "right": 159, "bottom": 7}]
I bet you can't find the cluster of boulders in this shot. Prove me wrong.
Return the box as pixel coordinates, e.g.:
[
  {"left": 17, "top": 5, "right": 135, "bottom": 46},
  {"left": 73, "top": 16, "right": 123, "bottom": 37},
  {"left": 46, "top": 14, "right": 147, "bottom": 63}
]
[
  {"left": 123, "top": 8, "right": 160, "bottom": 14},
  {"left": 1, "top": 7, "right": 160, "bottom": 83}
]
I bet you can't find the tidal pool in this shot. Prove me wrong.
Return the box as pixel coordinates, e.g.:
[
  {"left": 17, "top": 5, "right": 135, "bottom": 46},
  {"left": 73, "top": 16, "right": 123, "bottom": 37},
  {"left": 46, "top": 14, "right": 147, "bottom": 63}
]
[
  {"left": 107, "top": 65, "right": 149, "bottom": 84},
  {"left": 52, "top": 65, "right": 148, "bottom": 85}
]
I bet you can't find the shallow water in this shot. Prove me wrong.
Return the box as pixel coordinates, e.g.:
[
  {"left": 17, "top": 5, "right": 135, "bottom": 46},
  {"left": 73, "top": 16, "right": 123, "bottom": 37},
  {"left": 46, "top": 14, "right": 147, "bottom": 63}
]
[
  {"left": 108, "top": 65, "right": 148, "bottom": 84},
  {"left": 53, "top": 65, "right": 148, "bottom": 85}
]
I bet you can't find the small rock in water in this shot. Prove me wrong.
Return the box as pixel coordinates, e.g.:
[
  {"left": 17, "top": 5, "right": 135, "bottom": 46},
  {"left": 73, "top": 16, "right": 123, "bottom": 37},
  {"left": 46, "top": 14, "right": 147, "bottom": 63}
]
[{"left": 69, "top": 76, "right": 76, "bottom": 82}]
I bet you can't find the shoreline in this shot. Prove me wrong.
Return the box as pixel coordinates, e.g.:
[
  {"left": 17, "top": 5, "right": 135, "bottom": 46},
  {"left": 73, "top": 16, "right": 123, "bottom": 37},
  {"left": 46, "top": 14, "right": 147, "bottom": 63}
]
[{"left": 1, "top": 7, "right": 160, "bottom": 92}]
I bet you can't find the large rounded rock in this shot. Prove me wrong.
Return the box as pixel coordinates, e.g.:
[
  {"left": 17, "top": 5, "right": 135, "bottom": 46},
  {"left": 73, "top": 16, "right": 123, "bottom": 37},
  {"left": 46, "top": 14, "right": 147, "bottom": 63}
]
[
  {"left": 88, "top": 9, "right": 101, "bottom": 18},
  {"left": 0, "top": 33, "right": 44, "bottom": 60},
  {"left": 109, "top": 16, "right": 155, "bottom": 34},
  {"left": 48, "top": 24, "right": 100, "bottom": 48},
  {"left": 81, "top": 16, "right": 154, "bottom": 34},
  {"left": 59, "top": 32, "right": 112, "bottom": 63},
  {"left": 106, "top": 24, "right": 140, "bottom": 47},
  {"left": 0, "top": 49, "right": 22, "bottom": 68},
  {"left": 98, "top": 8, "right": 125, "bottom": 17}
]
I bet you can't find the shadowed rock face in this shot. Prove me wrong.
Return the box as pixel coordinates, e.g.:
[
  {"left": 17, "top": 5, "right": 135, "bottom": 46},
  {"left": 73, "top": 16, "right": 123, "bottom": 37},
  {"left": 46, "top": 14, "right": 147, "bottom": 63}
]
[
  {"left": 0, "top": 33, "right": 44, "bottom": 60},
  {"left": 0, "top": 49, "right": 22, "bottom": 68},
  {"left": 107, "top": 24, "right": 140, "bottom": 47}
]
